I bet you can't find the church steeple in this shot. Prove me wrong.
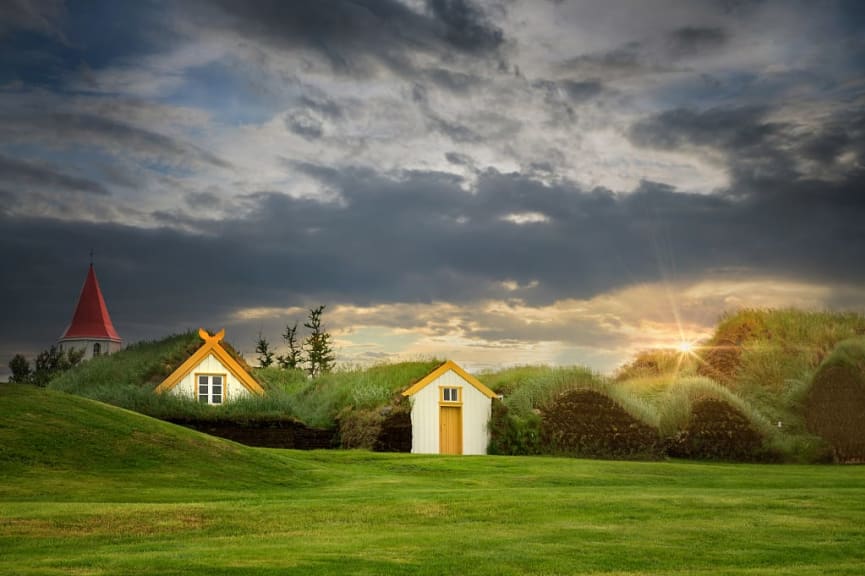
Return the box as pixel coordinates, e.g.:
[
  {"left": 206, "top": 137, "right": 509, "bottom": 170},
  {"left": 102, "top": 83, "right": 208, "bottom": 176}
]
[{"left": 58, "top": 262, "right": 122, "bottom": 358}]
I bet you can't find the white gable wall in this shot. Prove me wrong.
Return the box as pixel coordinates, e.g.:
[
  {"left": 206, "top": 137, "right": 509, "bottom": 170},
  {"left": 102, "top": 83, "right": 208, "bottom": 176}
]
[
  {"left": 409, "top": 369, "right": 492, "bottom": 455},
  {"left": 166, "top": 352, "right": 253, "bottom": 402}
]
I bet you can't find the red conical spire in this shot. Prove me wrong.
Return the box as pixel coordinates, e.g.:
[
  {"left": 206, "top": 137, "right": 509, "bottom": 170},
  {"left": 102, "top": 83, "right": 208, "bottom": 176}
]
[{"left": 61, "top": 264, "right": 122, "bottom": 341}]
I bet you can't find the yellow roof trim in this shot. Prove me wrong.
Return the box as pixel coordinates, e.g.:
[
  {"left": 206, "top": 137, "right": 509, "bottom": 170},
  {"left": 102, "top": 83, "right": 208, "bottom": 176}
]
[
  {"left": 155, "top": 328, "right": 264, "bottom": 396},
  {"left": 402, "top": 360, "right": 496, "bottom": 399}
]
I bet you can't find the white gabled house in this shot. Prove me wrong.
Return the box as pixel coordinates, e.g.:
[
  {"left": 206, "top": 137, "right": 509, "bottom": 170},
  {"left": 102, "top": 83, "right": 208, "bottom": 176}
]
[
  {"left": 155, "top": 328, "right": 264, "bottom": 405},
  {"left": 402, "top": 360, "right": 498, "bottom": 455}
]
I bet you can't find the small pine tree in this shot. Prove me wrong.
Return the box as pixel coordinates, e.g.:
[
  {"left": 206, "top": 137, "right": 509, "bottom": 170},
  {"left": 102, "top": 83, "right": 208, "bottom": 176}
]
[
  {"left": 255, "top": 332, "right": 274, "bottom": 368},
  {"left": 304, "top": 305, "right": 335, "bottom": 377},
  {"left": 8, "top": 354, "right": 31, "bottom": 383},
  {"left": 277, "top": 321, "right": 303, "bottom": 369}
]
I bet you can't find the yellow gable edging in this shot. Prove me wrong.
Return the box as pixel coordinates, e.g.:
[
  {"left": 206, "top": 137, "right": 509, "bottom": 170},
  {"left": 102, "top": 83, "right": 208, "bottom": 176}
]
[
  {"left": 402, "top": 360, "right": 496, "bottom": 399},
  {"left": 153, "top": 334, "right": 217, "bottom": 394},
  {"left": 209, "top": 340, "right": 265, "bottom": 395},
  {"left": 155, "top": 328, "right": 264, "bottom": 396}
]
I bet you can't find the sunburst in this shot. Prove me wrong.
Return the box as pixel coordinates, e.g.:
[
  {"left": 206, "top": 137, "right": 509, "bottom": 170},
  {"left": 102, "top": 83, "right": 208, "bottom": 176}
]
[{"left": 675, "top": 340, "right": 696, "bottom": 354}]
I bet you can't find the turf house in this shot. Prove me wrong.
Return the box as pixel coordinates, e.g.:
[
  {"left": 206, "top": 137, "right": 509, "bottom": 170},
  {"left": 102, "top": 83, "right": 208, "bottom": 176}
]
[
  {"left": 402, "top": 360, "right": 499, "bottom": 455},
  {"left": 155, "top": 328, "right": 264, "bottom": 404}
]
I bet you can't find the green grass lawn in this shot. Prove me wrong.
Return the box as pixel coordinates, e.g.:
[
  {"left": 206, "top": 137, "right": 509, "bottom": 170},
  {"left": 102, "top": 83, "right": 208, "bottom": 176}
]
[{"left": 2, "top": 385, "right": 865, "bottom": 575}]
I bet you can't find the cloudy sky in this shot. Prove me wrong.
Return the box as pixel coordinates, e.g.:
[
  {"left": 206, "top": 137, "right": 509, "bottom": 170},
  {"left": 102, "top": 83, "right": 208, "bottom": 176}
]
[{"left": 2, "top": 0, "right": 865, "bottom": 377}]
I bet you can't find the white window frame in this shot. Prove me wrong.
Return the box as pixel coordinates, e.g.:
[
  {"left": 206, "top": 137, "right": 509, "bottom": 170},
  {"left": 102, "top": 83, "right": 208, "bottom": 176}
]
[{"left": 197, "top": 373, "right": 225, "bottom": 405}]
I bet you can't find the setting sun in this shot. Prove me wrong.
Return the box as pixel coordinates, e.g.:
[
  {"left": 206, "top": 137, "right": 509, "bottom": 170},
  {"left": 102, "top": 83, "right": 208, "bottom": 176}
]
[{"left": 676, "top": 340, "right": 696, "bottom": 354}]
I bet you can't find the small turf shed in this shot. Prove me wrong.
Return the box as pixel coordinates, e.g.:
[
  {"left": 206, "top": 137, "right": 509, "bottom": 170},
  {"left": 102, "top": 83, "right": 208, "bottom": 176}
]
[
  {"left": 402, "top": 360, "right": 498, "bottom": 455},
  {"left": 155, "top": 328, "right": 264, "bottom": 405}
]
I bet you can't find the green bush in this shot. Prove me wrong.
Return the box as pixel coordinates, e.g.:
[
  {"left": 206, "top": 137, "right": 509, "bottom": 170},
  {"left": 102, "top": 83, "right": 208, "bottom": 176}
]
[{"left": 487, "top": 399, "right": 542, "bottom": 455}]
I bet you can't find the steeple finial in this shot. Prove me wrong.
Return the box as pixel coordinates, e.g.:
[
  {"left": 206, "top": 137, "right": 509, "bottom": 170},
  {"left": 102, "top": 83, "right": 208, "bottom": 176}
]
[{"left": 89, "top": 248, "right": 94, "bottom": 265}]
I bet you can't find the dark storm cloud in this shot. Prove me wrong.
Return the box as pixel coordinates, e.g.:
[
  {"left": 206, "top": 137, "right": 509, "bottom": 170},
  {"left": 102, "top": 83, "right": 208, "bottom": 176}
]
[
  {"left": 630, "top": 106, "right": 776, "bottom": 151},
  {"left": 557, "top": 25, "right": 727, "bottom": 83},
  {"left": 426, "top": 0, "right": 504, "bottom": 53},
  {"left": 283, "top": 93, "right": 350, "bottom": 139},
  {"left": 298, "top": 95, "right": 344, "bottom": 120},
  {"left": 666, "top": 27, "right": 728, "bottom": 58},
  {"left": 559, "top": 80, "right": 604, "bottom": 102},
  {"left": 631, "top": 105, "right": 790, "bottom": 187},
  {"left": 629, "top": 105, "right": 865, "bottom": 186},
  {"left": 0, "top": 0, "right": 65, "bottom": 39},
  {"left": 185, "top": 191, "right": 222, "bottom": 210},
  {"left": 558, "top": 42, "right": 649, "bottom": 80},
  {"left": 0, "top": 111, "right": 230, "bottom": 169},
  {"left": 445, "top": 151, "right": 474, "bottom": 166},
  {"left": 4, "top": 154, "right": 865, "bottom": 361},
  {"left": 193, "top": 0, "right": 504, "bottom": 75},
  {"left": 424, "top": 67, "right": 483, "bottom": 93},
  {"left": 4, "top": 0, "right": 865, "bottom": 374},
  {"left": 285, "top": 110, "right": 324, "bottom": 140},
  {"left": 0, "top": 154, "right": 109, "bottom": 196},
  {"left": 531, "top": 78, "right": 604, "bottom": 124},
  {"left": 427, "top": 114, "right": 483, "bottom": 143}
]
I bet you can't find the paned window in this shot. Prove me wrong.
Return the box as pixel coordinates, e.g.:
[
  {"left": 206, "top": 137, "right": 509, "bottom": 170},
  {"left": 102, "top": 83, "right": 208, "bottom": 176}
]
[
  {"left": 198, "top": 374, "right": 224, "bottom": 405},
  {"left": 441, "top": 387, "right": 460, "bottom": 402}
]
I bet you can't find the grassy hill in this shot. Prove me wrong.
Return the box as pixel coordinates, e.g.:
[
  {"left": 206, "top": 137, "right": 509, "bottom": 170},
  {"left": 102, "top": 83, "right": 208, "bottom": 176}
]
[
  {"left": 0, "top": 384, "right": 323, "bottom": 501},
  {"left": 2, "top": 384, "right": 865, "bottom": 574},
  {"left": 38, "top": 308, "right": 865, "bottom": 461}
]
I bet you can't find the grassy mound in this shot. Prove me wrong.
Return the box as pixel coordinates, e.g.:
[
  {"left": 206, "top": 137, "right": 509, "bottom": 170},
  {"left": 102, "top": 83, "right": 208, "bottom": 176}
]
[
  {"left": 540, "top": 388, "right": 660, "bottom": 459},
  {"left": 487, "top": 366, "right": 660, "bottom": 457},
  {"left": 47, "top": 333, "right": 439, "bottom": 432},
  {"left": 698, "top": 308, "right": 865, "bottom": 390},
  {"left": 45, "top": 331, "right": 295, "bottom": 423},
  {"left": 667, "top": 398, "right": 769, "bottom": 461},
  {"left": 49, "top": 331, "right": 199, "bottom": 398},
  {"left": 0, "top": 385, "right": 317, "bottom": 499},
  {"left": 806, "top": 337, "right": 865, "bottom": 463},
  {"left": 487, "top": 366, "right": 603, "bottom": 455},
  {"left": 664, "top": 308, "right": 865, "bottom": 461},
  {"left": 658, "top": 378, "right": 777, "bottom": 461}
]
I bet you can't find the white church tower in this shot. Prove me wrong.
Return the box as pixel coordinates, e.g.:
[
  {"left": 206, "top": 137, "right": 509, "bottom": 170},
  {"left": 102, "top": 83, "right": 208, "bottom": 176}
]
[{"left": 58, "top": 263, "right": 123, "bottom": 360}]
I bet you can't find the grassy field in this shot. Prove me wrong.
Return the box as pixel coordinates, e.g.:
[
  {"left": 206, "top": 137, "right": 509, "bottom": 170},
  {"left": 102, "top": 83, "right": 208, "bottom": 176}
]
[{"left": 2, "top": 385, "right": 865, "bottom": 575}]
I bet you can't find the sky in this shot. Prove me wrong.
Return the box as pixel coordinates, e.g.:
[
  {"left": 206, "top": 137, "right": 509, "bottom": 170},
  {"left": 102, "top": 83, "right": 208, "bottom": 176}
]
[{"left": 2, "top": 0, "right": 865, "bottom": 377}]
